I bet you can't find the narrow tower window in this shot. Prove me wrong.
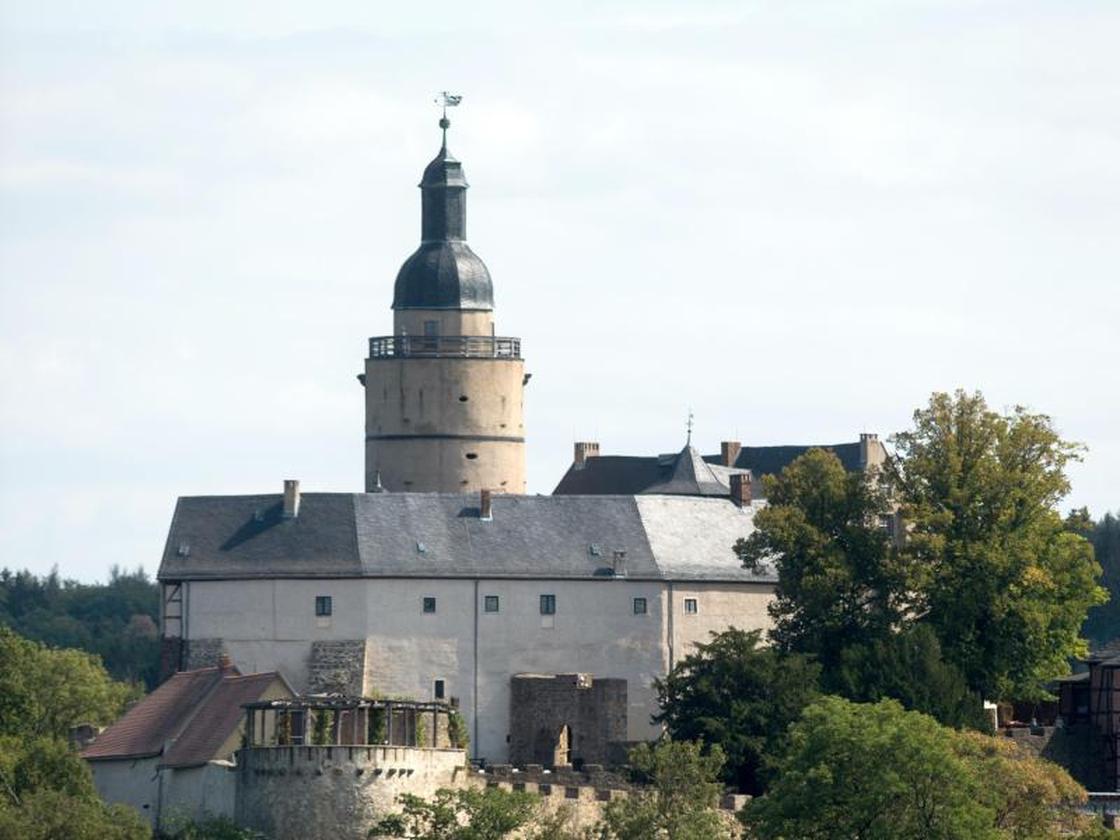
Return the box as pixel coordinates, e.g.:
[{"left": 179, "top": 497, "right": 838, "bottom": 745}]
[
  {"left": 540, "top": 594, "right": 556, "bottom": 615},
  {"left": 315, "top": 596, "right": 332, "bottom": 617}
]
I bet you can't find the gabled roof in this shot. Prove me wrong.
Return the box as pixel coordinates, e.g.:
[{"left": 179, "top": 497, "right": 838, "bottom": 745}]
[
  {"left": 157, "top": 493, "right": 773, "bottom": 584},
  {"left": 82, "top": 666, "right": 288, "bottom": 767},
  {"left": 553, "top": 442, "right": 863, "bottom": 497}
]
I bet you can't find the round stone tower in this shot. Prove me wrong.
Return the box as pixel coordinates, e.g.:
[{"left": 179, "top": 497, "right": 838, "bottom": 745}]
[{"left": 362, "top": 114, "right": 526, "bottom": 493}]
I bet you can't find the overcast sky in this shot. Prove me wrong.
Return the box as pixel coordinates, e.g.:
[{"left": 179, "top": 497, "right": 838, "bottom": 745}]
[{"left": 2, "top": 1, "right": 1118, "bottom": 582}]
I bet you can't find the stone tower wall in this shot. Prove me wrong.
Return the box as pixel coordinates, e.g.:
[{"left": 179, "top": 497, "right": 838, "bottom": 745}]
[
  {"left": 364, "top": 356, "right": 525, "bottom": 493},
  {"left": 235, "top": 745, "right": 467, "bottom": 840},
  {"left": 509, "top": 674, "right": 628, "bottom": 768}
]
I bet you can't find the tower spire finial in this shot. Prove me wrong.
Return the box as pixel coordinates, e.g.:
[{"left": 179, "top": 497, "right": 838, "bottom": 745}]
[
  {"left": 686, "top": 409, "right": 694, "bottom": 446},
  {"left": 435, "top": 91, "right": 463, "bottom": 151}
]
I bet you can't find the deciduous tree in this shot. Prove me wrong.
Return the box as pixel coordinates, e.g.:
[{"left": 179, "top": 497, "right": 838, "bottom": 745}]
[
  {"left": 736, "top": 448, "right": 917, "bottom": 673},
  {"left": 653, "top": 628, "right": 818, "bottom": 793},
  {"left": 891, "top": 390, "right": 1106, "bottom": 699}
]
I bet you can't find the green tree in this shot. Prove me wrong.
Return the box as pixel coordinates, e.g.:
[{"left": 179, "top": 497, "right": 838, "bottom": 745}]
[
  {"left": 0, "top": 788, "right": 149, "bottom": 840},
  {"left": 736, "top": 448, "right": 917, "bottom": 674},
  {"left": 595, "top": 740, "right": 732, "bottom": 840},
  {"left": 1078, "top": 511, "right": 1120, "bottom": 644},
  {"left": 744, "top": 697, "right": 997, "bottom": 840},
  {"left": 0, "top": 565, "right": 160, "bottom": 688},
  {"left": 829, "top": 624, "right": 990, "bottom": 731},
  {"left": 0, "top": 627, "right": 151, "bottom": 840},
  {"left": 653, "top": 628, "right": 819, "bottom": 793},
  {"left": 369, "top": 786, "right": 540, "bottom": 840},
  {"left": 891, "top": 390, "right": 1106, "bottom": 699},
  {"left": 745, "top": 696, "right": 1097, "bottom": 840},
  {"left": 0, "top": 625, "right": 140, "bottom": 740}
]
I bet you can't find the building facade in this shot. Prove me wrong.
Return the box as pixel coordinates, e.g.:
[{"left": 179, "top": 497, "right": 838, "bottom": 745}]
[{"left": 158, "top": 489, "right": 773, "bottom": 763}]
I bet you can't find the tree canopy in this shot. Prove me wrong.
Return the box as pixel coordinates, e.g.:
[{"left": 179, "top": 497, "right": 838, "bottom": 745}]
[
  {"left": 744, "top": 696, "right": 1098, "bottom": 840},
  {"left": 891, "top": 390, "right": 1106, "bottom": 699},
  {"left": 653, "top": 628, "right": 819, "bottom": 793},
  {"left": 739, "top": 390, "right": 1105, "bottom": 703},
  {"left": 595, "top": 740, "right": 733, "bottom": 840},
  {"left": 0, "top": 626, "right": 150, "bottom": 839},
  {"left": 737, "top": 448, "right": 915, "bottom": 672},
  {"left": 0, "top": 565, "right": 160, "bottom": 688},
  {"left": 1076, "top": 510, "right": 1120, "bottom": 645}
]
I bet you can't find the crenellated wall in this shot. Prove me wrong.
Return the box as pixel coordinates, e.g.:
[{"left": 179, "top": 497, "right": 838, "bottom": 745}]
[{"left": 235, "top": 745, "right": 468, "bottom": 840}]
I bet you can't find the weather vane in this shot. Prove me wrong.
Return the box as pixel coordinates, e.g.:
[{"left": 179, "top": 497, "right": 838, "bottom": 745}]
[
  {"left": 686, "top": 409, "right": 694, "bottom": 445},
  {"left": 435, "top": 92, "right": 463, "bottom": 146}
]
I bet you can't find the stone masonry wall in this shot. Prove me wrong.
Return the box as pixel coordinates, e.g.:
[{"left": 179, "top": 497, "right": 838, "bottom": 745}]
[
  {"left": 235, "top": 745, "right": 467, "bottom": 840},
  {"left": 308, "top": 640, "right": 368, "bottom": 696},
  {"left": 509, "top": 674, "right": 627, "bottom": 767},
  {"left": 184, "top": 638, "right": 224, "bottom": 670}
]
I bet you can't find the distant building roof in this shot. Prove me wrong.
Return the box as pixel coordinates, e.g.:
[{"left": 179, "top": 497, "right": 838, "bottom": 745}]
[
  {"left": 157, "top": 493, "right": 772, "bottom": 584},
  {"left": 553, "top": 442, "right": 863, "bottom": 497},
  {"left": 82, "top": 665, "right": 289, "bottom": 768}
]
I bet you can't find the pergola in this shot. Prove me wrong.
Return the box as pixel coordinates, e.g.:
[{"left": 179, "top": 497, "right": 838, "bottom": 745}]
[{"left": 242, "top": 695, "right": 454, "bottom": 749}]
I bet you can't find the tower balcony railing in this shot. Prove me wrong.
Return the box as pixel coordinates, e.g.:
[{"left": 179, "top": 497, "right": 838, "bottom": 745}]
[{"left": 369, "top": 335, "right": 521, "bottom": 360}]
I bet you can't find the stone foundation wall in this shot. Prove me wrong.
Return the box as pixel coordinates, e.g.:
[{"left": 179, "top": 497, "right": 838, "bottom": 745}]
[
  {"left": 184, "top": 638, "right": 224, "bottom": 670},
  {"left": 308, "top": 640, "right": 368, "bottom": 695},
  {"left": 235, "top": 745, "right": 466, "bottom": 840}
]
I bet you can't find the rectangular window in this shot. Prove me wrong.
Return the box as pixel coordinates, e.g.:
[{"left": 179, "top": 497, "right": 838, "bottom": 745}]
[
  {"left": 423, "top": 596, "right": 437, "bottom": 614},
  {"left": 540, "top": 594, "right": 556, "bottom": 615},
  {"left": 684, "top": 598, "right": 698, "bottom": 615},
  {"left": 484, "top": 595, "right": 500, "bottom": 613},
  {"left": 315, "top": 596, "right": 332, "bottom": 617},
  {"left": 434, "top": 679, "right": 445, "bottom": 700},
  {"left": 633, "top": 597, "right": 647, "bottom": 615}
]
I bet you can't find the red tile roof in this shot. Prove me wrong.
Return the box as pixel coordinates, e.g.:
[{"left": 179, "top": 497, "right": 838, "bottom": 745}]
[
  {"left": 162, "top": 673, "right": 282, "bottom": 768},
  {"left": 82, "top": 665, "right": 287, "bottom": 768}
]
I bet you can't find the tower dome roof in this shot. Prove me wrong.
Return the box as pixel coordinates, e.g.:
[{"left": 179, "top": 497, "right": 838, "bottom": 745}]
[
  {"left": 393, "top": 241, "right": 493, "bottom": 310},
  {"left": 392, "top": 119, "right": 494, "bottom": 311}
]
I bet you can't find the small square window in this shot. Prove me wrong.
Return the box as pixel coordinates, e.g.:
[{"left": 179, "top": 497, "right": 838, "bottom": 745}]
[
  {"left": 540, "top": 594, "right": 556, "bottom": 615},
  {"left": 434, "top": 679, "right": 445, "bottom": 700},
  {"left": 633, "top": 597, "right": 647, "bottom": 615},
  {"left": 484, "top": 595, "right": 500, "bottom": 613},
  {"left": 315, "top": 596, "right": 332, "bottom": 617},
  {"left": 423, "top": 596, "right": 437, "bottom": 614},
  {"left": 684, "top": 598, "right": 698, "bottom": 615}
]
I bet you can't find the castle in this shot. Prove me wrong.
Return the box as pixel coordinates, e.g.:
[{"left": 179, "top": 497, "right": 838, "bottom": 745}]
[{"left": 156, "top": 112, "right": 885, "bottom": 765}]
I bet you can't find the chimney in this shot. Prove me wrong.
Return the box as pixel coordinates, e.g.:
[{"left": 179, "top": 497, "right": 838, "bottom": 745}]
[
  {"left": 480, "top": 488, "right": 493, "bottom": 520},
  {"left": 720, "top": 440, "right": 742, "bottom": 467},
  {"left": 730, "top": 472, "right": 752, "bottom": 508},
  {"left": 573, "top": 441, "right": 600, "bottom": 469},
  {"left": 283, "top": 479, "right": 301, "bottom": 519},
  {"left": 611, "top": 550, "right": 627, "bottom": 577},
  {"left": 218, "top": 653, "right": 233, "bottom": 672}
]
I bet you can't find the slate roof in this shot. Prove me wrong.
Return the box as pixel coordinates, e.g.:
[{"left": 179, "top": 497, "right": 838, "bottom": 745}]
[
  {"left": 82, "top": 667, "right": 288, "bottom": 767},
  {"left": 394, "top": 240, "right": 494, "bottom": 311},
  {"left": 158, "top": 493, "right": 771, "bottom": 584},
  {"left": 642, "top": 445, "right": 732, "bottom": 497},
  {"left": 553, "top": 442, "right": 863, "bottom": 496},
  {"left": 393, "top": 138, "right": 494, "bottom": 311}
]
